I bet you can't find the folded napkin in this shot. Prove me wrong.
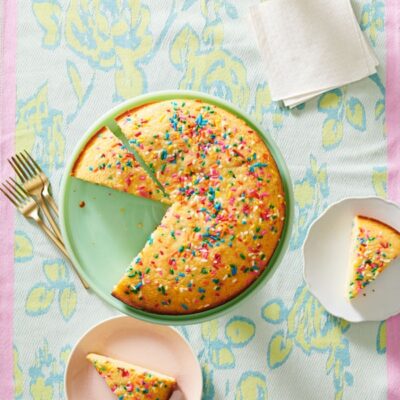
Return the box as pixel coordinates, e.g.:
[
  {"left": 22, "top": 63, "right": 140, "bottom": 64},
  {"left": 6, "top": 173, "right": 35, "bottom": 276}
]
[{"left": 250, "top": 0, "right": 379, "bottom": 108}]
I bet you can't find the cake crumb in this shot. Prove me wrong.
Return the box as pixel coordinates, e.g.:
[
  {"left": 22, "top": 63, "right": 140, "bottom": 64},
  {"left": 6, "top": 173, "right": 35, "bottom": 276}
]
[
  {"left": 137, "top": 222, "right": 144, "bottom": 229},
  {"left": 79, "top": 201, "right": 85, "bottom": 208}
]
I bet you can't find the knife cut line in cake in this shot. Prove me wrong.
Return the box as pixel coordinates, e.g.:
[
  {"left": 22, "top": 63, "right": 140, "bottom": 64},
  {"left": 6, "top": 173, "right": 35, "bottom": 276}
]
[{"left": 106, "top": 118, "right": 169, "bottom": 199}]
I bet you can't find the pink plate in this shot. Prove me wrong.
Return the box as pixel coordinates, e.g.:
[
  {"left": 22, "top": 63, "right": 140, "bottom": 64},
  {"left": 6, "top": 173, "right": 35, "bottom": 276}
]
[{"left": 65, "top": 315, "right": 202, "bottom": 399}]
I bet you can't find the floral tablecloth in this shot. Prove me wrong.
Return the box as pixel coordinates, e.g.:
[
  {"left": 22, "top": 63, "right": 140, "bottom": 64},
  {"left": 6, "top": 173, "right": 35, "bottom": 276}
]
[{"left": 1, "top": 1, "right": 399, "bottom": 399}]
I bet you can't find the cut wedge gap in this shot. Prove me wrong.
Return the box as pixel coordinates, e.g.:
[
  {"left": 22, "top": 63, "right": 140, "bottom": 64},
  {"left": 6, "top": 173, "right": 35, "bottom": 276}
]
[{"left": 106, "top": 119, "right": 169, "bottom": 199}]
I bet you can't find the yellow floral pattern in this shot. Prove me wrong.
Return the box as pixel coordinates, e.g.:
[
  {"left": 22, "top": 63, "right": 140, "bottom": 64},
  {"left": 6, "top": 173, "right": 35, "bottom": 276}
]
[
  {"left": 360, "top": 0, "right": 384, "bottom": 47},
  {"left": 170, "top": 16, "right": 249, "bottom": 106},
  {"left": 318, "top": 89, "right": 366, "bottom": 150},
  {"left": 198, "top": 317, "right": 255, "bottom": 370},
  {"left": 291, "top": 155, "right": 329, "bottom": 250},
  {"left": 25, "top": 259, "right": 77, "bottom": 321},
  {"left": 235, "top": 372, "right": 267, "bottom": 400},
  {"left": 16, "top": 83, "right": 64, "bottom": 176},
  {"left": 250, "top": 82, "right": 288, "bottom": 130},
  {"left": 376, "top": 321, "right": 387, "bottom": 354},
  {"left": 32, "top": 0, "right": 154, "bottom": 100},
  {"left": 15, "top": 231, "right": 33, "bottom": 263},
  {"left": 29, "top": 341, "right": 70, "bottom": 400},
  {"left": 32, "top": 0, "right": 62, "bottom": 49},
  {"left": 262, "top": 286, "right": 352, "bottom": 400},
  {"left": 372, "top": 166, "right": 387, "bottom": 198}
]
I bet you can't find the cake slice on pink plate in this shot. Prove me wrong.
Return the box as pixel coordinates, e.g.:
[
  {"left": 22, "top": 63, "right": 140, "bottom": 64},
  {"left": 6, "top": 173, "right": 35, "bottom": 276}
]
[{"left": 87, "top": 353, "right": 176, "bottom": 400}]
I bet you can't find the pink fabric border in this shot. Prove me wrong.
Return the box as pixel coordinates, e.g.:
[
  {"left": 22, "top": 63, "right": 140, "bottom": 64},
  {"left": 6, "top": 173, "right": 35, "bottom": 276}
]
[
  {"left": 0, "top": 0, "right": 17, "bottom": 398},
  {"left": 386, "top": 0, "right": 400, "bottom": 399}
]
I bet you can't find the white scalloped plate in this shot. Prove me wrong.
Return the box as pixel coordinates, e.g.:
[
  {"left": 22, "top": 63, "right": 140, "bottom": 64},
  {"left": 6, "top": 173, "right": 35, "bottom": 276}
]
[{"left": 303, "top": 196, "right": 400, "bottom": 322}]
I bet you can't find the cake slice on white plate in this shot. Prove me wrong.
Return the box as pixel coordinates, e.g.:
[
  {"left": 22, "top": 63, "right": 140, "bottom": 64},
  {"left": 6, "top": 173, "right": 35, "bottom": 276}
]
[
  {"left": 347, "top": 215, "right": 400, "bottom": 299},
  {"left": 87, "top": 353, "right": 176, "bottom": 400}
]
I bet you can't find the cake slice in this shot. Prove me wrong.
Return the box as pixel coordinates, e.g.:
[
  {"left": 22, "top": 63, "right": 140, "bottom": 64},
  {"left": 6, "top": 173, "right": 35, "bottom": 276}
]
[
  {"left": 72, "top": 127, "right": 168, "bottom": 204},
  {"left": 348, "top": 215, "right": 400, "bottom": 299},
  {"left": 86, "top": 353, "right": 176, "bottom": 400}
]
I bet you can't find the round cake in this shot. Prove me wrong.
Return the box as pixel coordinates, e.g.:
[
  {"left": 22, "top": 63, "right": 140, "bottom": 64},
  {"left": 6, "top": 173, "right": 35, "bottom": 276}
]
[{"left": 72, "top": 99, "right": 286, "bottom": 314}]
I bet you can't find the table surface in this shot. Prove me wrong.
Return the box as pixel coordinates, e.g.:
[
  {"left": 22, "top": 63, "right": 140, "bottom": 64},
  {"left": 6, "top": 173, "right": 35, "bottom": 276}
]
[{"left": 0, "top": 1, "right": 398, "bottom": 399}]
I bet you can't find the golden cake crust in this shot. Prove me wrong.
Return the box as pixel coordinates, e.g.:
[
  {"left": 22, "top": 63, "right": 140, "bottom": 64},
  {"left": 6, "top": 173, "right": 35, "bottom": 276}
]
[{"left": 356, "top": 215, "right": 400, "bottom": 235}]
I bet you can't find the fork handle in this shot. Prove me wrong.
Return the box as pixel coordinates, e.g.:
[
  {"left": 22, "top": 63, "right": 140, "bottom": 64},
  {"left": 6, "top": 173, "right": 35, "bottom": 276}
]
[
  {"left": 36, "top": 218, "right": 90, "bottom": 289},
  {"left": 43, "top": 186, "right": 59, "bottom": 216},
  {"left": 40, "top": 193, "right": 63, "bottom": 241}
]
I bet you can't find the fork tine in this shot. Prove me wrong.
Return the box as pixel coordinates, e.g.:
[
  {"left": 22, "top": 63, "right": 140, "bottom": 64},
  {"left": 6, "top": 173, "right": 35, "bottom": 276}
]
[
  {"left": 4, "top": 179, "right": 26, "bottom": 201},
  {"left": 23, "top": 150, "right": 42, "bottom": 173},
  {"left": 9, "top": 177, "right": 29, "bottom": 198},
  {"left": 0, "top": 187, "right": 18, "bottom": 207},
  {"left": 8, "top": 157, "right": 25, "bottom": 182},
  {"left": 2, "top": 182, "right": 22, "bottom": 204},
  {"left": 15, "top": 153, "right": 34, "bottom": 179},
  {"left": 10, "top": 180, "right": 35, "bottom": 207},
  {"left": 20, "top": 152, "right": 38, "bottom": 176},
  {"left": 11, "top": 155, "right": 29, "bottom": 180}
]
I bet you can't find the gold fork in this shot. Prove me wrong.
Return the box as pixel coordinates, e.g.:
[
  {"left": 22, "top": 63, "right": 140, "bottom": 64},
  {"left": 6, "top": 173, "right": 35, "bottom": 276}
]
[
  {"left": 0, "top": 179, "right": 89, "bottom": 289},
  {"left": 8, "top": 151, "right": 62, "bottom": 241},
  {"left": 22, "top": 150, "right": 59, "bottom": 214}
]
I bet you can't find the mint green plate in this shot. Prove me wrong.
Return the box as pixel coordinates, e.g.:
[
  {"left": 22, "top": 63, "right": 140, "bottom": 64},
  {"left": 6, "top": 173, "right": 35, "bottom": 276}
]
[{"left": 59, "top": 90, "right": 293, "bottom": 325}]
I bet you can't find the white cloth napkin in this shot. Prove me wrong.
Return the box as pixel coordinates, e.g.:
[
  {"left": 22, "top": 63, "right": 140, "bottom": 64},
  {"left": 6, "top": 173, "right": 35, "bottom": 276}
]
[{"left": 250, "top": 0, "right": 379, "bottom": 108}]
